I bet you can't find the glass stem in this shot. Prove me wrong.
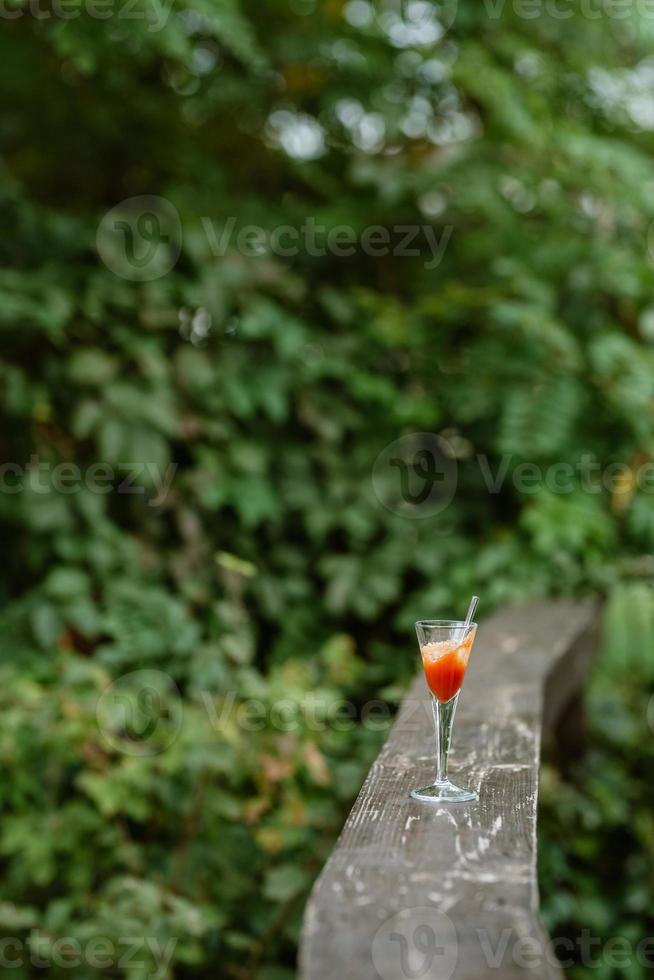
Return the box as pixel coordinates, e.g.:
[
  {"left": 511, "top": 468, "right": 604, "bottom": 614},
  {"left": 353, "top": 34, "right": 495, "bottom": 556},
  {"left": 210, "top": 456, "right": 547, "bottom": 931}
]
[{"left": 431, "top": 693, "right": 459, "bottom": 785}]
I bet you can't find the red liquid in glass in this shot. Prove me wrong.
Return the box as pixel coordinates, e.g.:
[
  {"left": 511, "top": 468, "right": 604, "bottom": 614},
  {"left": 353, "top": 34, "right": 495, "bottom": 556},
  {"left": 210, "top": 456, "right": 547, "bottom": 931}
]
[{"left": 421, "top": 634, "right": 474, "bottom": 703}]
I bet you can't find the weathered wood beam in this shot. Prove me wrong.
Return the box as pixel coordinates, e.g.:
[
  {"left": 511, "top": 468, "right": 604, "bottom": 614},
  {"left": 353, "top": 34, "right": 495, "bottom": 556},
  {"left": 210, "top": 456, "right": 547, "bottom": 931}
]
[{"left": 299, "top": 598, "right": 598, "bottom": 980}]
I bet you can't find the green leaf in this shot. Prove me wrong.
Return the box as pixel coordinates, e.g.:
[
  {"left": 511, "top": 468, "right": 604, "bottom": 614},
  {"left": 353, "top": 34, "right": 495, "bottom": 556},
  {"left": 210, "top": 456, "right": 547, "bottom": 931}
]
[{"left": 263, "top": 865, "right": 310, "bottom": 903}]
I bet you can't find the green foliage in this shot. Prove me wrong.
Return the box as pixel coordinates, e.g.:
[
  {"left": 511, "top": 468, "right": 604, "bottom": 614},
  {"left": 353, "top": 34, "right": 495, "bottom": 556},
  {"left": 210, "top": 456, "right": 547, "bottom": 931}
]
[
  {"left": 2, "top": 0, "right": 654, "bottom": 976},
  {"left": 539, "top": 586, "right": 654, "bottom": 980}
]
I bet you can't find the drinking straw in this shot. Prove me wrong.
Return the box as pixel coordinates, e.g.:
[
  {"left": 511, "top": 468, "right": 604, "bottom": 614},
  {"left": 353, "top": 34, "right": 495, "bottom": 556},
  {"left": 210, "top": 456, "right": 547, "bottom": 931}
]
[{"left": 464, "top": 595, "right": 479, "bottom": 628}]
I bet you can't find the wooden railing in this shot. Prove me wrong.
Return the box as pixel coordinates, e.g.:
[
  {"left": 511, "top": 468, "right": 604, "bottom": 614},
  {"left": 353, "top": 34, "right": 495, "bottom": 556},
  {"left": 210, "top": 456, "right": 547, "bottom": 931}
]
[{"left": 299, "top": 599, "right": 599, "bottom": 980}]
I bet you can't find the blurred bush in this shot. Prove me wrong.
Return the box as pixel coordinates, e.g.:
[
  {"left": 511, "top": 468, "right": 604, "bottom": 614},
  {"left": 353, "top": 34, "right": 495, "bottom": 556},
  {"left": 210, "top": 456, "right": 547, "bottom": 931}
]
[
  {"left": 539, "top": 586, "right": 654, "bottom": 980},
  {"left": 2, "top": 0, "right": 654, "bottom": 976}
]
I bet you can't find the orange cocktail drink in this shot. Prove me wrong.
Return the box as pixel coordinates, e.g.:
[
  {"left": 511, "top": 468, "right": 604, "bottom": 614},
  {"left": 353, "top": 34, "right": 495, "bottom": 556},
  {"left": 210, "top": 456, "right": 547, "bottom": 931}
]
[
  {"left": 420, "top": 630, "right": 475, "bottom": 703},
  {"left": 411, "top": 612, "right": 479, "bottom": 804}
]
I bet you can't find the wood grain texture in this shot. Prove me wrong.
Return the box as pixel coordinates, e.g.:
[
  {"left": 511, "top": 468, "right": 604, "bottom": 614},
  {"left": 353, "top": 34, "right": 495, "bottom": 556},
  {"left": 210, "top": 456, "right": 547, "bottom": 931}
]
[{"left": 299, "top": 599, "right": 599, "bottom": 980}]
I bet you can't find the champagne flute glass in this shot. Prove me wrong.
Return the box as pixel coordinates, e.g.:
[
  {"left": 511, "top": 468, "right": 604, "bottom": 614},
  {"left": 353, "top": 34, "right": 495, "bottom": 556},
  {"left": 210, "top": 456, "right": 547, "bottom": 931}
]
[{"left": 410, "top": 617, "right": 478, "bottom": 803}]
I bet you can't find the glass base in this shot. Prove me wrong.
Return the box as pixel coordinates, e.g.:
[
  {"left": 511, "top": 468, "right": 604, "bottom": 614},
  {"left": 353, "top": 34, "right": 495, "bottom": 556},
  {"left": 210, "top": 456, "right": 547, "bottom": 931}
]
[{"left": 410, "top": 780, "right": 477, "bottom": 803}]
